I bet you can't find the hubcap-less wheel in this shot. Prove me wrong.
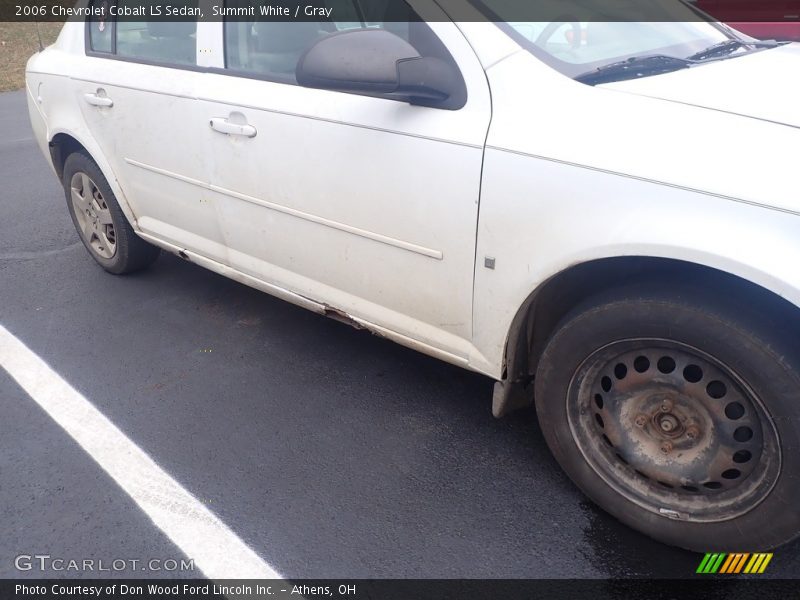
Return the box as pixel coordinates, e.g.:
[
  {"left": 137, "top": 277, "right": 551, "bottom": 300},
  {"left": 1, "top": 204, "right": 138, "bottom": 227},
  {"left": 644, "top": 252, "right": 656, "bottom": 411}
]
[
  {"left": 70, "top": 172, "right": 116, "bottom": 259},
  {"left": 568, "top": 339, "right": 781, "bottom": 522}
]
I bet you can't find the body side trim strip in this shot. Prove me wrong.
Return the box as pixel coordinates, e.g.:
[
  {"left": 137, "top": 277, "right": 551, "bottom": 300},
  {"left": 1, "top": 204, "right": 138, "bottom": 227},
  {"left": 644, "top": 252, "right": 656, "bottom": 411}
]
[{"left": 125, "top": 158, "right": 444, "bottom": 260}]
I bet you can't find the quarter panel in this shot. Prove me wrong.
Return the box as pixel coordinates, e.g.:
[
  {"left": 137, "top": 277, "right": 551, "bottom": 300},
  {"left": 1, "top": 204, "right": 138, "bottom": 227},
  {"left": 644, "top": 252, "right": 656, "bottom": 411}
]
[{"left": 26, "top": 53, "right": 139, "bottom": 226}]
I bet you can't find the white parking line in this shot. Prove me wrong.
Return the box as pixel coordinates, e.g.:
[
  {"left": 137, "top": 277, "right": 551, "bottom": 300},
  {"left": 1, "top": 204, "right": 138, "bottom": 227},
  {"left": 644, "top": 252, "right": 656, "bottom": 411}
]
[{"left": 0, "top": 324, "right": 282, "bottom": 580}]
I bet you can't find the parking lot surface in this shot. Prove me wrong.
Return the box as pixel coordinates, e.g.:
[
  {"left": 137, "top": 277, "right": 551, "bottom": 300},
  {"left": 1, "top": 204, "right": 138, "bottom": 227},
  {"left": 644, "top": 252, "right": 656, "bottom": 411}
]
[{"left": 2, "top": 89, "right": 798, "bottom": 579}]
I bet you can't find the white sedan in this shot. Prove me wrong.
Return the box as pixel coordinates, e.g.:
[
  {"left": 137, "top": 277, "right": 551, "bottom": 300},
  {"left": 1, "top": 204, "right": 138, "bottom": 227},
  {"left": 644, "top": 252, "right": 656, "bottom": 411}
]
[{"left": 26, "top": 0, "right": 800, "bottom": 552}]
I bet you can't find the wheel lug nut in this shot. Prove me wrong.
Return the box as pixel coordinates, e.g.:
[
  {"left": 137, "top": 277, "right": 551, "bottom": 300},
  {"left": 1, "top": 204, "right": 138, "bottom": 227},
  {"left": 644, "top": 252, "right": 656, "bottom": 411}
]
[
  {"left": 661, "top": 399, "right": 673, "bottom": 412},
  {"left": 635, "top": 414, "right": 647, "bottom": 428},
  {"left": 660, "top": 441, "right": 673, "bottom": 454},
  {"left": 686, "top": 425, "right": 700, "bottom": 439}
]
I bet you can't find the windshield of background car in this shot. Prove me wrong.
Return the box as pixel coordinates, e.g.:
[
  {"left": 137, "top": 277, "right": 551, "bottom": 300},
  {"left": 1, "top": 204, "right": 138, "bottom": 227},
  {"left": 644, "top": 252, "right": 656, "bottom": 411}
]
[{"left": 476, "top": 0, "right": 736, "bottom": 78}]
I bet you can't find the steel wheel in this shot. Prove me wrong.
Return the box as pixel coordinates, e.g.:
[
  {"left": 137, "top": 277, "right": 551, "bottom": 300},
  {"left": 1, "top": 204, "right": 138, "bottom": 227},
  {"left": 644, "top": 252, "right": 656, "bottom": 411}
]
[
  {"left": 567, "top": 338, "right": 781, "bottom": 522},
  {"left": 70, "top": 171, "right": 116, "bottom": 259}
]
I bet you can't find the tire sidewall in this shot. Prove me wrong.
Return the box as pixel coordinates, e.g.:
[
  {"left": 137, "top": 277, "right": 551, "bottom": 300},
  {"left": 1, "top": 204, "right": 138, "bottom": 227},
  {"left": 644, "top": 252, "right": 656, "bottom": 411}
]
[
  {"left": 535, "top": 286, "right": 800, "bottom": 551},
  {"left": 63, "top": 153, "right": 132, "bottom": 274}
]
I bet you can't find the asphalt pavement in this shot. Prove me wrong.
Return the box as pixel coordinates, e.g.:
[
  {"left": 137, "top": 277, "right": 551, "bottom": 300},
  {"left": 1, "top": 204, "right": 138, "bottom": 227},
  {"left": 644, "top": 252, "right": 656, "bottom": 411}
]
[{"left": 1, "top": 88, "right": 798, "bottom": 580}]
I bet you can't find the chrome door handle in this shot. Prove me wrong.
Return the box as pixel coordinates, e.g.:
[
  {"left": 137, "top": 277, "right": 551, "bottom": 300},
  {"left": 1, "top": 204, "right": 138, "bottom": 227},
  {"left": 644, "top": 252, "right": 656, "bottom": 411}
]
[
  {"left": 209, "top": 117, "right": 257, "bottom": 138},
  {"left": 84, "top": 92, "right": 113, "bottom": 107}
]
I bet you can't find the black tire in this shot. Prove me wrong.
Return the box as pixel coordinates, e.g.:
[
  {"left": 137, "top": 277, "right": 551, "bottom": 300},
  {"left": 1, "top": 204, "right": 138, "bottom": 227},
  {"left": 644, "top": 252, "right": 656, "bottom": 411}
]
[
  {"left": 63, "top": 152, "right": 160, "bottom": 274},
  {"left": 535, "top": 282, "right": 800, "bottom": 551}
]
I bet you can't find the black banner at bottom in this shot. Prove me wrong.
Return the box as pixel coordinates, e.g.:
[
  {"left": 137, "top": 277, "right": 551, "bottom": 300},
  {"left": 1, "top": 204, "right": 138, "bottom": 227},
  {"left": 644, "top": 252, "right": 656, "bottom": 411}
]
[{"left": 4, "top": 579, "right": 799, "bottom": 600}]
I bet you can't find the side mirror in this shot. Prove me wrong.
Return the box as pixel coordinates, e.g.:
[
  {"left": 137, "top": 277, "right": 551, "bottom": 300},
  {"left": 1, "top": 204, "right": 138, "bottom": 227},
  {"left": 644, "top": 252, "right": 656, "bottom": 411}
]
[{"left": 296, "top": 29, "right": 463, "bottom": 107}]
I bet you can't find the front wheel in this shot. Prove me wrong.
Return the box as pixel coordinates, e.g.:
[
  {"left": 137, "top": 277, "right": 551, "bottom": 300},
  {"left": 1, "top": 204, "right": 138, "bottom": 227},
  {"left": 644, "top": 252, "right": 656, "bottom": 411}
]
[{"left": 535, "top": 284, "right": 800, "bottom": 551}]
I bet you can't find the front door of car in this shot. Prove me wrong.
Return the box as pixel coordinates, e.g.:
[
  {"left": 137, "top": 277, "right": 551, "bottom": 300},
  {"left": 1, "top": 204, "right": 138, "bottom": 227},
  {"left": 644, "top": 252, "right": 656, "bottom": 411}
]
[{"left": 198, "top": 2, "right": 491, "bottom": 359}]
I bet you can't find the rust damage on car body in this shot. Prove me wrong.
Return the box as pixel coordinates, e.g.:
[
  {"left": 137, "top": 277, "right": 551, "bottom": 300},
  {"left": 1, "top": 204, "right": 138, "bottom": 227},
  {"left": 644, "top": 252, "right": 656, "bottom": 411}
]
[{"left": 322, "top": 304, "right": 365, "bottom": 330}]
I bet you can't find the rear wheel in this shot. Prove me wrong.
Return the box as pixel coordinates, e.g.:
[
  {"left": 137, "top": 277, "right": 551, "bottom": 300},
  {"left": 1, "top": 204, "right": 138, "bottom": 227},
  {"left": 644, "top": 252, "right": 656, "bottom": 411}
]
[
  {"left": 535, "top": 284, "right": 800, "bottom": 551},
  {"left": 63, "top": 152, "right": 160, "bottom": 274}
]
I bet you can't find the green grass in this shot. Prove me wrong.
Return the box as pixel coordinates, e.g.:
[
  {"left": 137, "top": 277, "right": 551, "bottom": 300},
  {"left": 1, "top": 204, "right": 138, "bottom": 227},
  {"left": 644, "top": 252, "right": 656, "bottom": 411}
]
[{"left": 0, "top": 22, "right": 63, "bottom": 92}]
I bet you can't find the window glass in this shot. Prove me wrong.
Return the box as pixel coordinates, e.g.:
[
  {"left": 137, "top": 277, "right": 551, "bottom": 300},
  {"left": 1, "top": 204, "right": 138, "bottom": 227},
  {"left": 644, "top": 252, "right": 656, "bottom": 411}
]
[
  {"left": 223, "top": 0, "right": 438, "bottom": 84},
  {"left": 88, "top": 0, "right": 113, "bottom": 52},
  {"left": 116, "top": 1, "right": 198, "bottom": 65}
]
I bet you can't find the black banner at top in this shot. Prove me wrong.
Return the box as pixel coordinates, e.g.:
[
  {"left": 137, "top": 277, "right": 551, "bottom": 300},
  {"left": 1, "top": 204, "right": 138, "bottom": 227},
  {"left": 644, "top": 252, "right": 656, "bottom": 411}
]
[{"left": 2, "top": 0, "right": 800, "bottom": 23}]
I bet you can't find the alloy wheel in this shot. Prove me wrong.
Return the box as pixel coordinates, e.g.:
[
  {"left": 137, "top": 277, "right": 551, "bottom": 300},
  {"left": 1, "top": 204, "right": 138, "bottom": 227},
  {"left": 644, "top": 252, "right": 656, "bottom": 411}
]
[{"left": 70, "top": 171, "right": 116, "bottom": 259}]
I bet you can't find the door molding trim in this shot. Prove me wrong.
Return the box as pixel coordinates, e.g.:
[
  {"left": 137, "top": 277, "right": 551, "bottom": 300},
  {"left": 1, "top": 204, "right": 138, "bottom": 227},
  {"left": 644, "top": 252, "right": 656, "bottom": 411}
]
[{"left": 125, "top": 157, "right": 444, "bottom": 260}]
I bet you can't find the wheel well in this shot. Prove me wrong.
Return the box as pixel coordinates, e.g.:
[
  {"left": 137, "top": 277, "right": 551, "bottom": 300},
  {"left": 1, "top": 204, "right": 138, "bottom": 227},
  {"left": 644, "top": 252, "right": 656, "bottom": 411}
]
[
  {"left": 504, "top": 257, "right": 800, "bottom": 386},
  {"left": 49, "top": 133, "right": 89, "bottom": 181}
]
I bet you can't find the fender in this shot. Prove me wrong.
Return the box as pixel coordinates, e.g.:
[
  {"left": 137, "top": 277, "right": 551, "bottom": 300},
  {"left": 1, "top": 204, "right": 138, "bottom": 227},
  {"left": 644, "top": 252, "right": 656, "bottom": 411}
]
[{"left": 471, "top": 148, "right": 800, "bottom": 380}]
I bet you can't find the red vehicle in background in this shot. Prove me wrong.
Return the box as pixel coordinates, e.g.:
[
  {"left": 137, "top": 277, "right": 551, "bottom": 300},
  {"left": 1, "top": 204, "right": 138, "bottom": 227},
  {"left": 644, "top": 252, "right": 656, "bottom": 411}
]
[
  {"left": 727, "top": 22, "right": 800, "bottom": 40},
  {"left": 691, "top": 0, "right": 800, "bottom": 41}
]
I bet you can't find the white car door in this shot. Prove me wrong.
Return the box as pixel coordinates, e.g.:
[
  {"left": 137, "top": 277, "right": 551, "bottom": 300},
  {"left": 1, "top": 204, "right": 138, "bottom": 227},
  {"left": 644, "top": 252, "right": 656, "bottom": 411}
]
[
  {"left": 198, "top": 2, "right": 491, "bottom": 361},
  {"left": 74, "top": 4, "right": 225, "bottom": 261}
]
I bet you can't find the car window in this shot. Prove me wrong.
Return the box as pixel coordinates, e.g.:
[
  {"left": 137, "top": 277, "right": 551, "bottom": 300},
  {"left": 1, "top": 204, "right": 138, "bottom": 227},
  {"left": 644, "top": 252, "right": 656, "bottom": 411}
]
[
  {"left": 117, "top": 11, "right": 198, "bottom": 65},
  {"left": 223, "top": 0, "right": 441, "bottom": 84},
  {"left": 88, "top": 0, "right": 113, "bottom": 53},
  {"left": 88, "top": 0, "right": 198, "bottom": 66}
]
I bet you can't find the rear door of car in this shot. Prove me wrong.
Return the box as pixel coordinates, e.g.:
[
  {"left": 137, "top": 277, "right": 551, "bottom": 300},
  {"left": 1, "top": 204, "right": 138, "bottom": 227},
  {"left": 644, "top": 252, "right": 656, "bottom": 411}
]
[
  {"left": 197, "top": 0, "right": 491, "bottom": 360},
  {"left": 75, "top": 2, "right": 226, "bottom": 261}
]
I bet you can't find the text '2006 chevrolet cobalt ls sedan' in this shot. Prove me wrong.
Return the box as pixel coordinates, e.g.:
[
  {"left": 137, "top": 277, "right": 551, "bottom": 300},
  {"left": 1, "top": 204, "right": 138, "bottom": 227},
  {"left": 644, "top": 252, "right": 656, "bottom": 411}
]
[{"left": 25, "top": 0, "right": 800, "bottom": 552}]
